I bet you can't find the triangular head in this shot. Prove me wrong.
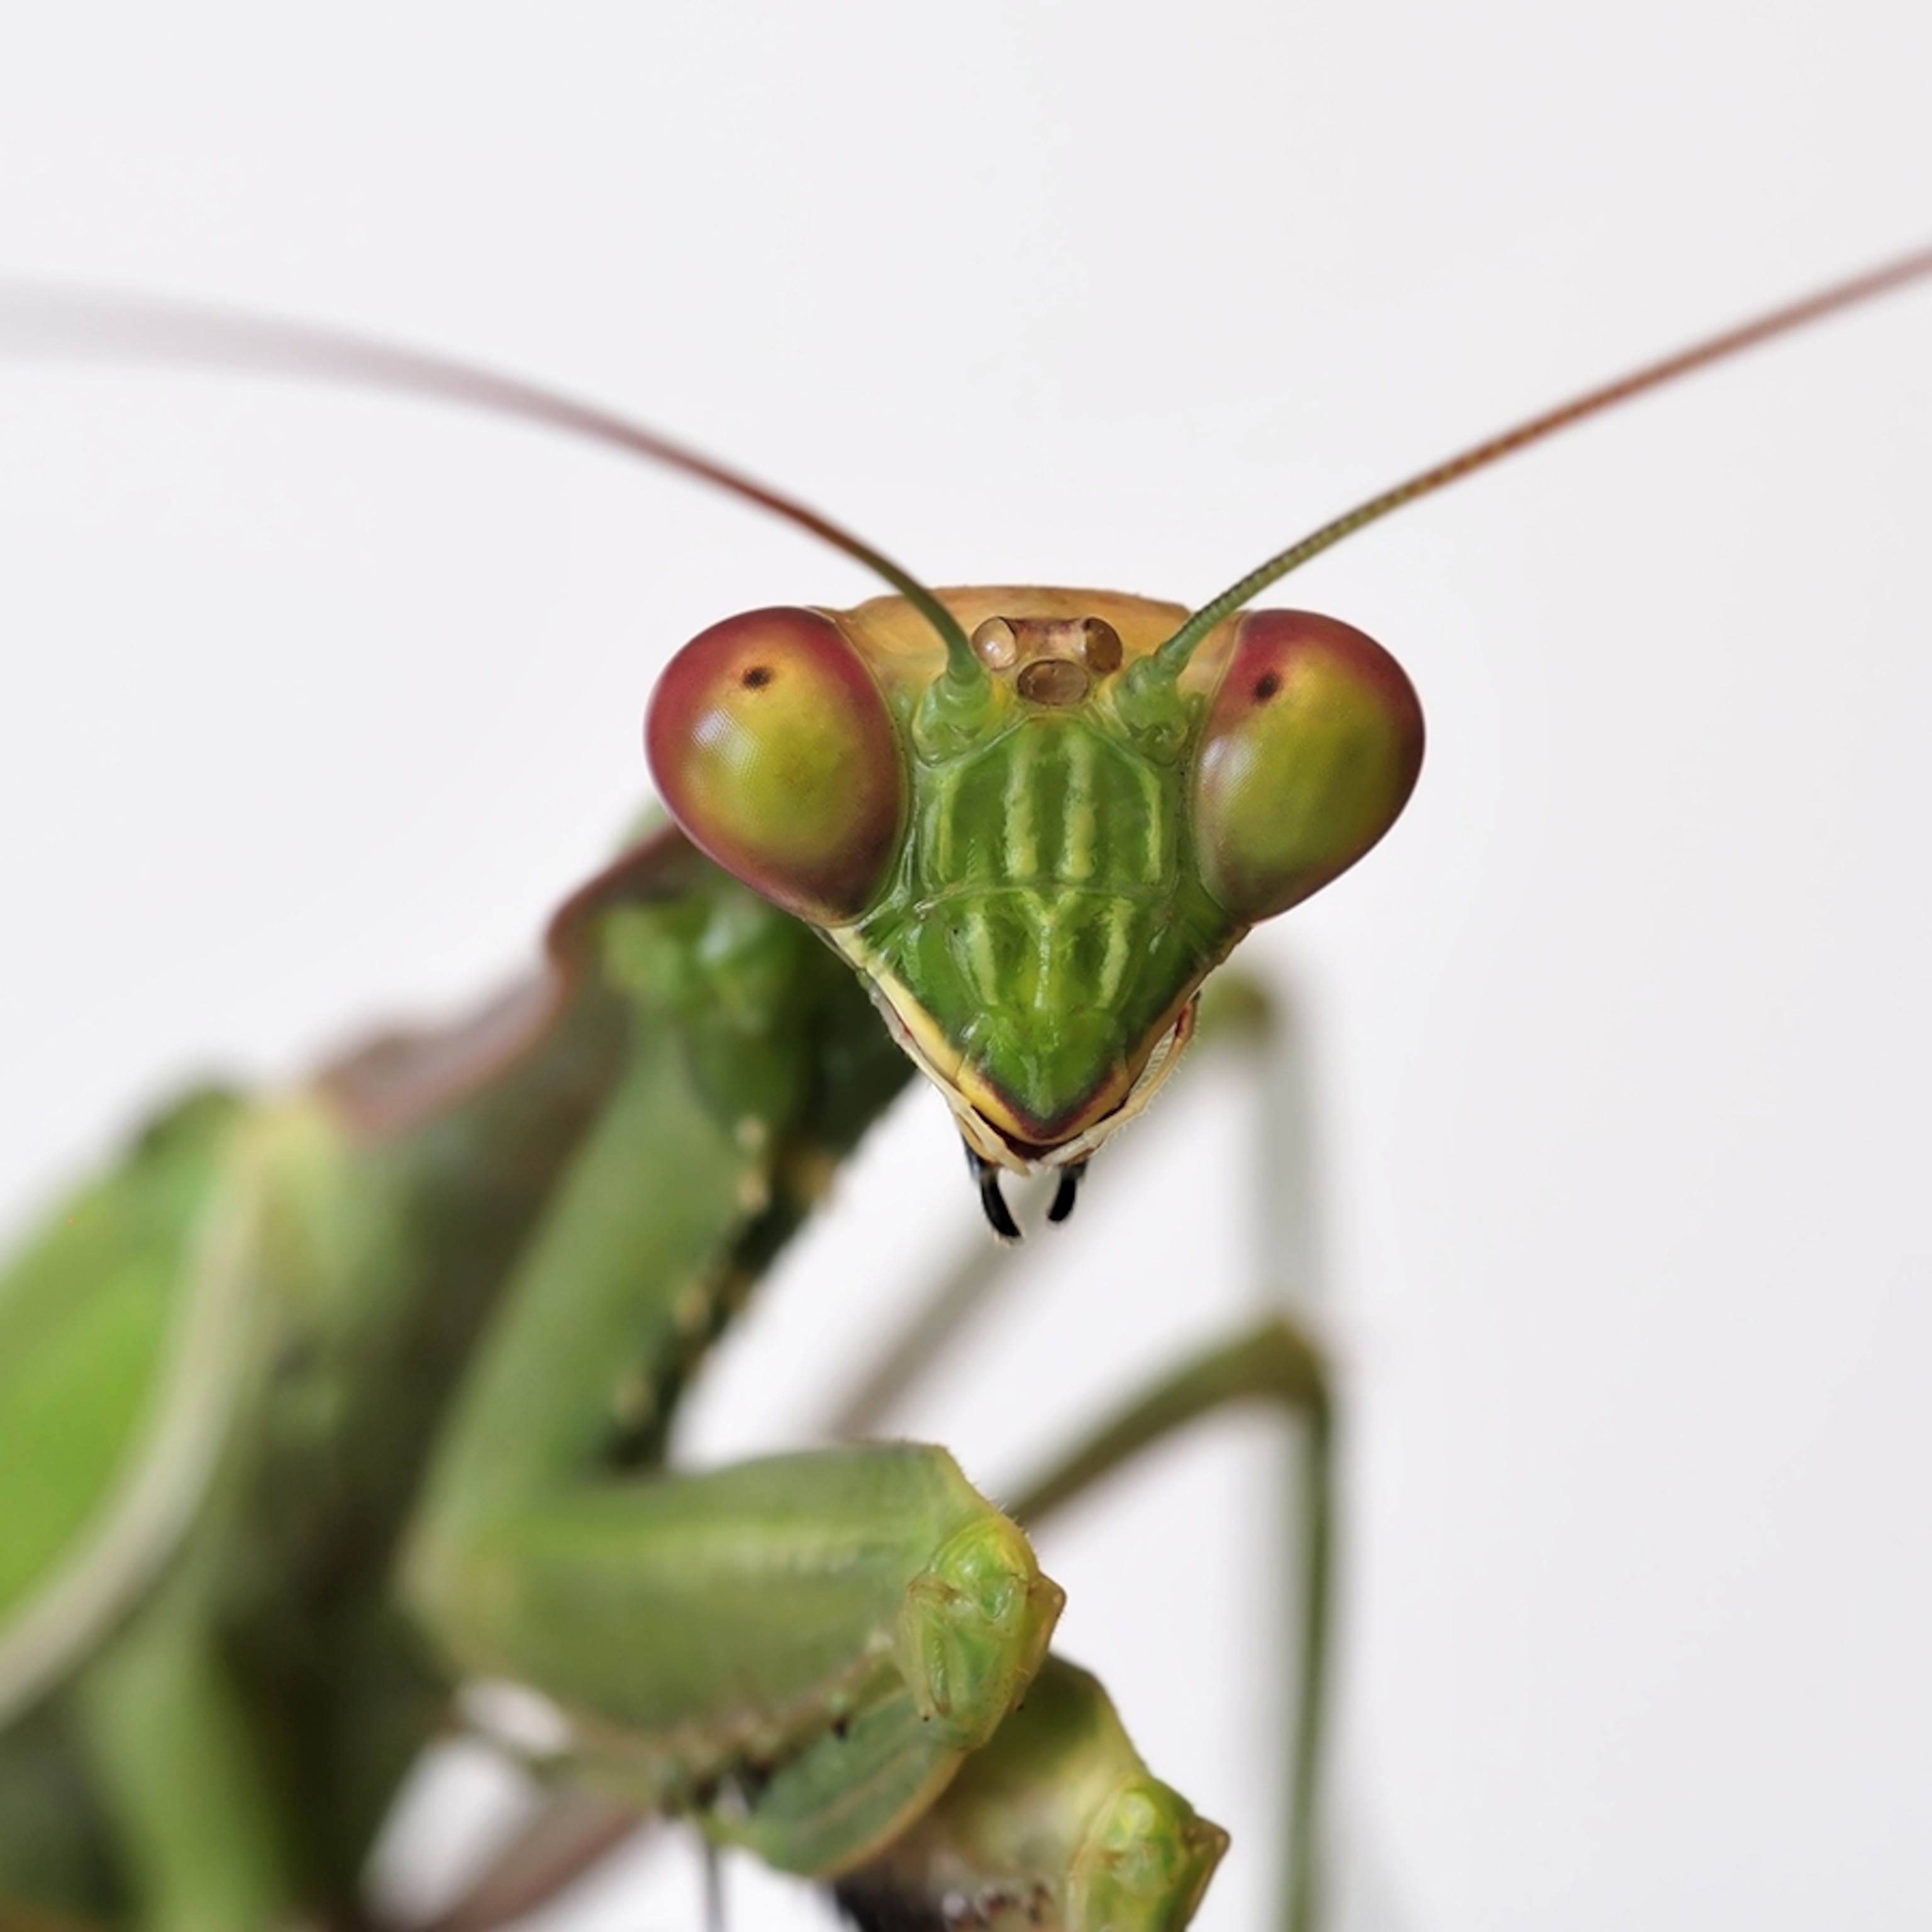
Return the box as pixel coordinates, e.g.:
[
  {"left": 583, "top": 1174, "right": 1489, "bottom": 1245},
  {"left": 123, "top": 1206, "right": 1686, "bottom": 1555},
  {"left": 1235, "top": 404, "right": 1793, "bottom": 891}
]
[{"left": 647, "top": 586, "right": 1424, "bottom": 1230}]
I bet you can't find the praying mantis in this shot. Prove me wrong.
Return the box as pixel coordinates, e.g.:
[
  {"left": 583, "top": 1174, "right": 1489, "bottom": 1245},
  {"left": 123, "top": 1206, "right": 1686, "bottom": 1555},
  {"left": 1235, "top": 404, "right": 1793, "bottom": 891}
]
[{"left": 0, "top": 245, "right": 1928, "bottom": 1932}]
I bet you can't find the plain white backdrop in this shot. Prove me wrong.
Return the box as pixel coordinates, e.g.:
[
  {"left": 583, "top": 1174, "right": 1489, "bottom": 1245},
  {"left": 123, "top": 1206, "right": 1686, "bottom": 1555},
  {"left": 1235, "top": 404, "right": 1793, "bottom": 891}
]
[{"left": 1, "top": 7, "right": 1928, "bottom": 1929}]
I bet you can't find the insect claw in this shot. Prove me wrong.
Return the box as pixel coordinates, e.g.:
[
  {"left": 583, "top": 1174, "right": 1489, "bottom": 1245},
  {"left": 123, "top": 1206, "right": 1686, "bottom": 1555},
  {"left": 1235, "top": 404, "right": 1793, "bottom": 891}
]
[
  {"left": 964, "top": 1145, "right": 1024, "bottom": 1242},
  {"left": 1046, "top": 1162, "right": 1087, "bottom": 1225}
]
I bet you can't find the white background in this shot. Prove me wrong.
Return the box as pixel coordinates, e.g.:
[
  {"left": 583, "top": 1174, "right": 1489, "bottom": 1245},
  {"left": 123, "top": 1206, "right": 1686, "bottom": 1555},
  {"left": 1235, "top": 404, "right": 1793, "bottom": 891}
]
[{"left": 1, "top": 6, "right": 1929, "bottom": 1929}]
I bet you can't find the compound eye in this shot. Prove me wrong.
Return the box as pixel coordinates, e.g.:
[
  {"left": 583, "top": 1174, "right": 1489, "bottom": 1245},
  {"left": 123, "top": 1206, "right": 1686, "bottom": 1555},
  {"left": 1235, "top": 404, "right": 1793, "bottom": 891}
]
[
  {"left": 645, "top": 607, "right": 905, "bottom": 926},
  {"left": 1192, "top": 609, "right": 1424, "bottom": 923}
]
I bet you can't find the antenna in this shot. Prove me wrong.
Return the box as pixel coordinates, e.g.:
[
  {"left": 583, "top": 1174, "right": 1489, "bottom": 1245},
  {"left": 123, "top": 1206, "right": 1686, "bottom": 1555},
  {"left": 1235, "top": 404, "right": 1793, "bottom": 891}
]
[
  {"left": 0, "top": 282, "right": 982, "bottom": 677},
  {"left": 1157, "top": 245, "right": 1932, "bottom": 668}
]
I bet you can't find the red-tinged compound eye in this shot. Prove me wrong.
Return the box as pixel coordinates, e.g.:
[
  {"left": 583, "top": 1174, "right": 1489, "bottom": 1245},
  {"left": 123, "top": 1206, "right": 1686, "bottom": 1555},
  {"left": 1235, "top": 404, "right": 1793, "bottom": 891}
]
[
  {"left": 1192, "top": 609, "right": 1424, "bottom": 924},
  {"left": 645, "top": 607, "right": 906, "bottom": 926}
]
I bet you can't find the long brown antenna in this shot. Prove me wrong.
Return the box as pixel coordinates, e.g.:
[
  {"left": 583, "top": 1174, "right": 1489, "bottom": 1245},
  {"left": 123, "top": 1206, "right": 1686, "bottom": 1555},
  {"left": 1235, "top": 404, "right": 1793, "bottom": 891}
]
[
  {"left": 0, "top": 283, "right": 980, "bottom": 675},
  {"left": 1158, "top": 245, "right": 1932, "bottom": 667}
]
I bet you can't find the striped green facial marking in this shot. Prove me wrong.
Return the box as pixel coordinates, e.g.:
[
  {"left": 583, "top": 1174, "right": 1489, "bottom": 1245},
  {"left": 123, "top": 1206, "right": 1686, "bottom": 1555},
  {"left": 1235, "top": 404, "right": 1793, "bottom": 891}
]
[{"left": 824, "top": 590, "right": 1242, "bottom": 1167}]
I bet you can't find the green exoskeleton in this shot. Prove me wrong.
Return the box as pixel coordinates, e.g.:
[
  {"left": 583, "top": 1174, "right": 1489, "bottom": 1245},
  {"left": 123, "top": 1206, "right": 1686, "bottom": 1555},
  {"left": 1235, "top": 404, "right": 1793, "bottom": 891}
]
[{"left": 1, "top": 248, "right": 1928, "bottom": 1932}]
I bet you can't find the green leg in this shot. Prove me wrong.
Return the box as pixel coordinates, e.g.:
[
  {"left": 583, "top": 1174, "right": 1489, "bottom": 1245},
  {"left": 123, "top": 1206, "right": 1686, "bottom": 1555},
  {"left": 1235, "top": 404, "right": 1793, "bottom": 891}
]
[
  {"left": 833, "top": 1653, "right": 1231, "bottom": 1932},
  {"left": 836, "top": 1318, "right": 1331, "bottom": 1932},
  {"left": 71, "top": 1579, "right": 295, "bottom": 1932},
  {"left": 399, "top": 924, "right": 1062, "bottom": 1879},
  {"left": 1009, "top": 1316, "right": 1335, "bottom": 1932}
]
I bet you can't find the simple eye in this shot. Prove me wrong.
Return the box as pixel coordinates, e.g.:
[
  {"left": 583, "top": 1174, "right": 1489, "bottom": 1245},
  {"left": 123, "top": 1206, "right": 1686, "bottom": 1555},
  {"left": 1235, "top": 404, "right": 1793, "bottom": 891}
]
[
  {"left": 1192, "top": 609, "right": 1424, "bottom": 924},
  {"left": 645, "top": 607, "right": 906, "bottom": 926}
]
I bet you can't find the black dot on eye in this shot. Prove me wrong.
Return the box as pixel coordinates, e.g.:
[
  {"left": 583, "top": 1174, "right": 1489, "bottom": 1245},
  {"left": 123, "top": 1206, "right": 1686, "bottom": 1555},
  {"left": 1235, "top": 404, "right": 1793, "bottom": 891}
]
[
  {"left": 742, "top": 665, "right": 775, "bottom": 689},
  {"left": 1252, "top": 672, "right": 1281, "bottom": 702}
]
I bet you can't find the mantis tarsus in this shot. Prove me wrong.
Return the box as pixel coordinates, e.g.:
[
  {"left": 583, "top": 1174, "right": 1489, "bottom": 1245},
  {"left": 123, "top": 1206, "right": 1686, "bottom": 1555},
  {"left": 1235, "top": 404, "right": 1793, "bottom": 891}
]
[{"left": 0, "top": 247, "right": 1926, "bottom": 1932}]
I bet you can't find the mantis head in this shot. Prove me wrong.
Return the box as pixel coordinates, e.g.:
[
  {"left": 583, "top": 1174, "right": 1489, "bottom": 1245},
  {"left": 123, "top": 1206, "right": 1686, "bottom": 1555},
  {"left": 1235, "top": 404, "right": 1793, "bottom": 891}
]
[{"left": 646, "top": 586, "right": 1423, "bottom": 1233}]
